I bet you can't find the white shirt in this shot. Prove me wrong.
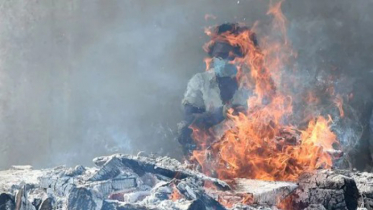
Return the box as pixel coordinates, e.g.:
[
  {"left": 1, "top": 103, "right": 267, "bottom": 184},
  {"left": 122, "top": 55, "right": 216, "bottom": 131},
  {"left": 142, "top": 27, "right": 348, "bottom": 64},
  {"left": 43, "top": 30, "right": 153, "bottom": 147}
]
[{"left": 182, "top": 69, "right": 251, "bottom": 112}]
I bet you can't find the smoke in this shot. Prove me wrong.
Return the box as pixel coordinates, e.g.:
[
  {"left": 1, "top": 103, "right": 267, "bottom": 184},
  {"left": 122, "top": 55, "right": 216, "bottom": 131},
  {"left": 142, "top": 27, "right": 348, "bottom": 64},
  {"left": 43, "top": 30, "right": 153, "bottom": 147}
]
[
  {"left": 0, "top": 0, "right": 372, "bottom": 170},
  {"left": 282, "top": 0, "right": 373, "bottom": 170}
]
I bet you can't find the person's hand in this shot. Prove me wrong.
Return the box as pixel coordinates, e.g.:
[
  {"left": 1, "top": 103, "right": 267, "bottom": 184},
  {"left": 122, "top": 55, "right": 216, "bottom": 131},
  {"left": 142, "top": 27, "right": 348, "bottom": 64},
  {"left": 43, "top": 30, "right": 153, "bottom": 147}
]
[
  {"left": 222, "top": 104, "right": 231, "bottom": 118},
  {"left": 224, "top": 105, "right": 247, "bottom": 117},
  {"left": 231, "top": 105, "right": 247, "bottom": 115}
]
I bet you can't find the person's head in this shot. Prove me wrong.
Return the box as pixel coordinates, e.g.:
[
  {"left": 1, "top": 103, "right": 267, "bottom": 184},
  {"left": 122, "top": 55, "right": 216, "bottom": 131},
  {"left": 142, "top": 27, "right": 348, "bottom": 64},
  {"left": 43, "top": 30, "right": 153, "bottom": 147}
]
[
  {"left": 206, "top": 23, "right": 258, "bottom": 77},
  {"left": 207, "top": 23, "right": 258, "bottom": 61}
]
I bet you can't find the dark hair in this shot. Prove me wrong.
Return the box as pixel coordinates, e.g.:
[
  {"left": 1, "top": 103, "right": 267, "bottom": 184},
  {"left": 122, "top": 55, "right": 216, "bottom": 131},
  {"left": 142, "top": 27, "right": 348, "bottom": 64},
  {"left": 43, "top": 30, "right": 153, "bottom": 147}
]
[{"left": 207, "top": 23, "right": 258, "bottom": 59}]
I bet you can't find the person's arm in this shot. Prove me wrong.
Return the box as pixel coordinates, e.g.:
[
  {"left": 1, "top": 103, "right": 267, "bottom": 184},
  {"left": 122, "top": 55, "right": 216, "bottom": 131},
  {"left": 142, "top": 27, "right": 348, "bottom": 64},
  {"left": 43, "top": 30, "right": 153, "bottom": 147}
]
[
  {"left": 179, "top": 103, "right": 225, "bottom": 155},
  {"left": 182, "top": 73, "right": 205, "bottom": 120},
  {"left": 178, "top": 73, "right": 224, "bottom": 154},
  {"left": 190, "top": 106, "right": 225, "bottom": 129},
  {"left": 178, "top": 73, "right": 206, "bottom": 154}
]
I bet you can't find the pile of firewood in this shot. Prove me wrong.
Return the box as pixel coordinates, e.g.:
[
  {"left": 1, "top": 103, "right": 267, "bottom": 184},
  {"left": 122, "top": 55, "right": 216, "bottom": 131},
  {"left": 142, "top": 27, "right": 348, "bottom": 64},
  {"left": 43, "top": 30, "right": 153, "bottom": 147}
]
[{"left": 0, "top": 153, "right": 371, "bottom": 210}]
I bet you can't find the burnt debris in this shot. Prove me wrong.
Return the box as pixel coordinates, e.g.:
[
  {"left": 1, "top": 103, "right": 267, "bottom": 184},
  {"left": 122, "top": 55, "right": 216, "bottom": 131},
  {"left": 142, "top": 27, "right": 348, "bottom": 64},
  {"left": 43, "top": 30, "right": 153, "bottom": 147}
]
[{"left": 0, "top": 153, "right": 372, "bottom": 210}]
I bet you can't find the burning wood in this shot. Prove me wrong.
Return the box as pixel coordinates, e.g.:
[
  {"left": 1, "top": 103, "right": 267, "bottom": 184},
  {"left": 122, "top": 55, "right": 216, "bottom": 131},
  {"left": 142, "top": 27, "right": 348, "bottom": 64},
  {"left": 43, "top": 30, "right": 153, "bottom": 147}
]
[
  {"left": 0, "top": 2, "right": 368, "bottom": 210},
  {"left": 189, "top": 1, "right": 343, "bottom": 185}
]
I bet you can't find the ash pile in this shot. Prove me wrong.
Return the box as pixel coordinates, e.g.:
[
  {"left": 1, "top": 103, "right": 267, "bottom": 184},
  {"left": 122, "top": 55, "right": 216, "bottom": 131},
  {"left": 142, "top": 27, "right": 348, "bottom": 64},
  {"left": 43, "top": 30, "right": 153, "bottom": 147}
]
[{"left": 0, "top": 153, "right": 372, "bottom": 210}]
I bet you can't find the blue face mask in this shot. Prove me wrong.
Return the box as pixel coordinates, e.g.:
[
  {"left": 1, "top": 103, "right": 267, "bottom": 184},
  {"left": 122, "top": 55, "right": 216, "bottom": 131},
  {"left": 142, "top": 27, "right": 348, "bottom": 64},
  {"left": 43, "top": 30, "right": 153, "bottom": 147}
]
[{"left": 213, "top": 58, "right": 238, "bottom": 77}]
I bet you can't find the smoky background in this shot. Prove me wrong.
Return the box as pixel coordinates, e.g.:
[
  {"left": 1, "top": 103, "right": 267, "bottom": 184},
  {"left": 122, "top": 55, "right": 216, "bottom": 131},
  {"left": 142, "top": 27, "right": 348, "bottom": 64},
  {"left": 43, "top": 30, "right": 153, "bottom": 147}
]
[{"left": 0, "top": 0, "right": 372, "bottom": 170}]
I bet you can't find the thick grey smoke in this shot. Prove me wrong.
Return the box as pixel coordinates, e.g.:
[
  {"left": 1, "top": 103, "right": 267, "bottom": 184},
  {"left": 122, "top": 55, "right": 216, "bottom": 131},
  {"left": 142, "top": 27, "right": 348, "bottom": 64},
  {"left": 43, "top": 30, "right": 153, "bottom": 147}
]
[{"left": 0, "top": 0, "right": 372, "bottom": 170}]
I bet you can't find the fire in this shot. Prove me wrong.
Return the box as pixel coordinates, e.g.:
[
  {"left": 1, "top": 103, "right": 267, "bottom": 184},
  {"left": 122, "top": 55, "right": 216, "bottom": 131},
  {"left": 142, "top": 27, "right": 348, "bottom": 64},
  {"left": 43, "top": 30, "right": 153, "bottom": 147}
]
[
  {"left": 334, "top": 94, "right": 344, "bottom": 118},
  {"left": 217, "top": 193, "right": 253, "bottom": 208},
  {"left": 301, "top": 115, "right": 337, "bottom": 151},
  {"left": 169, "top": 184, "right": 183, "bottom": 201},
  {"left": 190, "top": 1, "right": 340, "bottom": 182},
  {"left": 192, "top": 114, "right": 337, "bottom": 181}
]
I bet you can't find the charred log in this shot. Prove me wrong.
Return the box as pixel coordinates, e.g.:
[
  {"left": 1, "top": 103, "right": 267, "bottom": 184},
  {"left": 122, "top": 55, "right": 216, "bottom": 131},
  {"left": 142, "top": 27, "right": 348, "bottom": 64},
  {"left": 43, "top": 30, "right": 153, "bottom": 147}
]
[
  {"left": 174, "top": 178, "right": 226, "bottom": 210},
  {"left": 67, "top": 187, "right": 98, "bottom": 210},
  {"left": 15, "top": 185, "right": 37, "bottom": 210},
  {"left": 38, "top": 198, "right": 53, "bottom": 210},
  {"left": 92, "top": 154, "right": 231, "bottom": 191},
  {"left": 0, "top": 193, "right": 15, "bottom": 210},
  {"left": 335, "top": 170, "right": 373, "bottom": 210},
  {"left": 89, "top": 157, "right": 124, "bottom": 181},
  {"left": 291, "top": 170, "right": 359, "bottom": 210}
]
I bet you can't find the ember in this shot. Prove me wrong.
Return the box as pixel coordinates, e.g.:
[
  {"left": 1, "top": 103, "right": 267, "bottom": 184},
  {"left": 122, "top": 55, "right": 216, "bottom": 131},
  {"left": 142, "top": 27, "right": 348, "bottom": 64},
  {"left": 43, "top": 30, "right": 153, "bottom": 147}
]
[{"left": 169, "top": 184, "right": 183, "bottom": 201}]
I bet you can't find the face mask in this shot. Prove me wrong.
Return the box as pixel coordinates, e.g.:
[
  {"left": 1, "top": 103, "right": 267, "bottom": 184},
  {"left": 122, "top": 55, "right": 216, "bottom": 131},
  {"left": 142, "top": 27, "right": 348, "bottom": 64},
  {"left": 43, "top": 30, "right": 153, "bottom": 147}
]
[{"left": 213, "top": 57, "right": 238, "bottom": 77}]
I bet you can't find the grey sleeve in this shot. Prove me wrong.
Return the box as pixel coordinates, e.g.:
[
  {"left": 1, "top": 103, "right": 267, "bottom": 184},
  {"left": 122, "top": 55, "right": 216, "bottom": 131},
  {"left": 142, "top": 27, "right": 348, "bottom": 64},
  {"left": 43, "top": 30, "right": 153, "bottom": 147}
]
[{"left": 182, "top": 73, "right": 205, "bottom": 109}]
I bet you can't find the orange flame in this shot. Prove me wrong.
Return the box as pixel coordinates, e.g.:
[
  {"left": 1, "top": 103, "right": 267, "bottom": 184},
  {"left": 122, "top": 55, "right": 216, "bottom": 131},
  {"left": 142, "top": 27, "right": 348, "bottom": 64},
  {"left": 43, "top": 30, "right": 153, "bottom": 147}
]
[
  {"left": 334, "top": 94, "right": 344, "bottom": 118},
  {"left": 191, "top": 1, "right": 340, "bottom": 183},
  {"left": 217, "top": 193, "right": 253, "bottom": 208},
  {"left": 169, "top": 184, "right": 183, "bottom": 201},
  {"left": 277, "top": 194, "right": 295, "bottom": 210}
]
